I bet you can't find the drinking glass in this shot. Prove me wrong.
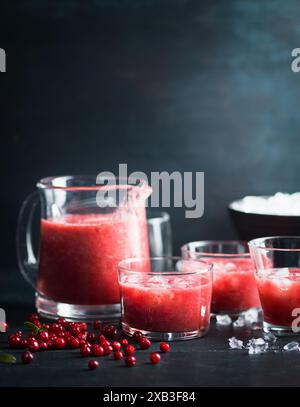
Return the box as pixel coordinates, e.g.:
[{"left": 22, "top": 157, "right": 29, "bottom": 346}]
[
  {"left": 118, "top": 256, "right": 213, "bottom": 341},
  {"left": 181, "top": 241, "right": 261, "bottom": 316},
  {"left": 249, "top": 236, "right": 300, "bottom": 335},
  {"left": 16, "top": 175, "right": 151, "bottom": 321}
]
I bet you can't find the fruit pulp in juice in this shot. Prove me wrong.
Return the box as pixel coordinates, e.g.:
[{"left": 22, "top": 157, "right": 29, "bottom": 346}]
[
  {"left": 37, "top": 209, "right": 149, "bottom": 305},
  {"left": 120, "top": 273, "right": 212, "bottom": 333},
  {"left": 256, "top": 268, "right": 300, "bottom": 327},
  {"left": 211, "top": 258, "right": 261, "bottom": 314}
]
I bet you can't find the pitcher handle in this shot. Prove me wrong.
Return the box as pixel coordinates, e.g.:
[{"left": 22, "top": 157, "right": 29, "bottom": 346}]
[{"left": 16, "top": 191, "right": 40, "bottom": 288}]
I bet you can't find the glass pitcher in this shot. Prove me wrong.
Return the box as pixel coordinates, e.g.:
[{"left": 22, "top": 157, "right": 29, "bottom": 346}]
[{"left": 17, "top": 175, "right": 151, "bottom": 321}]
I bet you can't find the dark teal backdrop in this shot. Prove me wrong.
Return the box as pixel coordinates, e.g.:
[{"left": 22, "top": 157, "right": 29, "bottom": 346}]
[{"left": 1, "top": 0, "right": 300, "bottom": 267}]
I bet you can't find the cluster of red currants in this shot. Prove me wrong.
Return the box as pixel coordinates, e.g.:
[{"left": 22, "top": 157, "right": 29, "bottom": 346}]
[{"left": 7, "top": 313, "right": 171, "bottom": 370}]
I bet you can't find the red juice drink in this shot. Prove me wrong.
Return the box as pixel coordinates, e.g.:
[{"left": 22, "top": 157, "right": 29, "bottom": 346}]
[
  {"left": 249, "top": 237, "right": 300, "bottom": 335},
  {"left": 181, "top": 241, "right": 261, "bottom": 316},
  {"left": 119, "top": 258, "right": 213, "bottom": 340},
  {"left": 255, "top": 268, "right": 300, "bottom": 328},
  {"left": 211, "top": 258, "right": 261, "bottom": 314},
  {"left": 37, "top": 209, "right": 149, "bottom": 306}
]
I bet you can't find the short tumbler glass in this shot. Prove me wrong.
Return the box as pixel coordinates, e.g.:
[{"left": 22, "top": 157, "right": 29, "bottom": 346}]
[
  {"left": 182, "top": 241, "right": 261, "bottom": 316},
  {"left": 118, "top": 257, "right": 213, "bottom": 341},
  {"left": 249, "top": 236, "right": 300, "bottom": 335}
]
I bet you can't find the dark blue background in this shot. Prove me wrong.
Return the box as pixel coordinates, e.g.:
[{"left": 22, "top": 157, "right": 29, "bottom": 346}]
[{"left": 1, "top": 0, "right": 300, "bottom": 267}]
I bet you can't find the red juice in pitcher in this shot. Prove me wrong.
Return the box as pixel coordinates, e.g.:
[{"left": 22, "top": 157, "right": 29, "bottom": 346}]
[{"left": 37, "top": 209, "right": 149, "bottom": 306}]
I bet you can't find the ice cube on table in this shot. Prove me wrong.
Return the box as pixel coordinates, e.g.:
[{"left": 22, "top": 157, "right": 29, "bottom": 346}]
[
  {"left": 243, "top": 308, "right": 259, "bottom": 324},
  {"left": 228, "top": 337, "right": 244, "bottom": 350},
  {"left": 233, "top": 316, "right": 245, "bottom": 328},
  {"left": 248, "top": 345, "right": 266, "bottom": 355},
  {"left": 283, "top": 341, "right": 299, "bottom": 352},
  {"left": 216, "top": 314, "right": 232, "bottom": 326},
  {"left": 252, "top": 338, "right": 266, "bottom": 346},
  {"left": 263, "top": 331, "right": 277, "bottom": 343},
  {"left": 247, "top": 338, "right": 269, "bottom": 354}
]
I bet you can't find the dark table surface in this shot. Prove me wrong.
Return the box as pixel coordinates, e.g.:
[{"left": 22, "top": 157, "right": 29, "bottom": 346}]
[{"left": 1, "top": 268, "right": 300, "bottom": 387}]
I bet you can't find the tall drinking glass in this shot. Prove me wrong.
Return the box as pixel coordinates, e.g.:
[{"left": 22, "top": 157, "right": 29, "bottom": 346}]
[
  {"left": 147, "top": 210, "right": 172, "bottom": 257},
  {"left": 17, "top": 175, "right": 151, "bottom": 321}
]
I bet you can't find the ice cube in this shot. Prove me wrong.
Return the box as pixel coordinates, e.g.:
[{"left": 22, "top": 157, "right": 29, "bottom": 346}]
[
  {"left": 247, "top": 337, "right": 269, "bottom": 354},
  {"left": 228, "top": 337, "right": 244, "bottom": 350},
  {"left": 274, "top": 268, "right": 290, "bottom": 279},
  {"left": 216, "top": 314, "right": 232, "bottom": 326},
  {"left": 243, "top": 308, "right": 259, "bottom": 324},
  {"left": 283, "top": 341, "right": 299, "bottom": 352},
  {"left": 253, "top": 338, "right": 266, "bottom": 346},
  {"left": 248, "top": 345, "right": 266, "bottom": 355},
  {"left": 233, "top": 316, "right": 245, "bottom": 328},
  {"left": 263, "top": 332, "right": 277, "bottom": 343}
]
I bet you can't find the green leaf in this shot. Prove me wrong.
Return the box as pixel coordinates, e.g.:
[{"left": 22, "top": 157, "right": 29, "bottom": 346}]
[
  {"left": 24, "top": 321, "right": 39, "bottom": 334},
  {"left": 0, "top": 353, "right": 16, "bottom": 364}
]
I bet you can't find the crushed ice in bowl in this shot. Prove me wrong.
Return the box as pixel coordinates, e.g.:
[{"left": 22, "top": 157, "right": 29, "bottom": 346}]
[{"left": 230, "top": 192, "right": 300, "bottom": 216}]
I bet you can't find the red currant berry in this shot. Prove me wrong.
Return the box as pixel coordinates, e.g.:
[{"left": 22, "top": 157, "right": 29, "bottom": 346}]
[
  {"left": 37, "top": 330, "right": 49, "bottom": 342},
  {"left": 92, "top": 345, "right": 104, "bottom": 357},
  {"left": 79, "top": 339, "right": 88, "bottom": 348},
  {"left": 99, "top": 337, "right": 110, "bottom": 348},
  {"left": 9, "top": 335, "right": 22, "bottom": 348},
  {"left": 20, "top": 339, "right": 28, "bottom": 349},
  {"left": 132, "top": 331, "right": 144, "bottom": 343},
  {"left": 86, "top": 332, "right": 97, "bottom": 344},
  {"left": 160, "top": 342, "right": 170, "bottom": 353},
  {"left": 53, "top": 337, "right": 65, "bottom": 350},
  {"left": 15, "top": 331, "right": 23, "bottom": 338},
  {"left": 93, "top": 320, "right": 102, "bottom": 330},
  {"left": 77, "top": 332, "right": 87, "bottom": 341},
  {"left": 80, "top": 322, "right": 88, "bottom": 332},
  {"left": 28, "top": 339, "right": 39, "bottom": 352},
  {"left": 80, "top": 345, "right": 92, "bottom": 357},
  {"left": 113, "top": 351, "right": 123, "bottom": 360},
  {"left": 102, "top": 325, "right": 117, "bottom": 339},
  {"left": 39, "top": 341, "right": 48, "bottom": 351},
  {"left": 140, "top": 337, "right": 151, "bottom": 350},
  {"left": 125, "top": 355, "right": 136, "bottom": 367},
  {"left": 88, "top": 360, "right": 99, "bottom": 370},
  {"left": 49, "top": 323, "right": 64, "bottom": 335},
  {"left": 28, "top": 313, "right": 39, "bottom": 322},
  {"left": 70, "top": 338, "right": 80, "bottom": 349},
  {"left": 103, "top": 345, "right": 113, "bottom": 356},
  {"left": 70, "top": 325, "right": 81, "bottom": 337},
  {"left": 150, "top": 352, "right": 161, "bottom": 364},
  {"left": 57, "top": 317, "right": 66, "bottom": 326},
  {"left": 112, "top": 341, "right": 121, "bottom": 351},
  {"left": 22, "top": 351, "right": 34, "bottom": 364},
  {"left": 44, "top": 324, "right": 50, "bottom": 330},
  {"left": 120, "top": 338, "right": 129, "bottom": 348},
  {"left": 124, "top": 345, "right": 135, "bottom": 356},
  {"left": 64, "top": 333, "right": 73, "bottom": 346},
  {"left": 33, "top": 320, "right": 42, "bottom": 329}
]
